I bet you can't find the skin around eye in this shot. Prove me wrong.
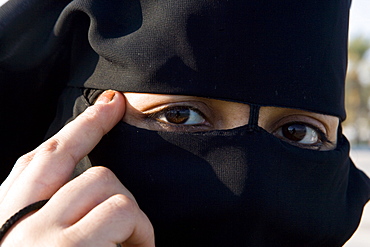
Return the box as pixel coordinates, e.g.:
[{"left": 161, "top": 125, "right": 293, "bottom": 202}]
[
  {"left": 129, "top": 102, "right": 214, "bottom": 132},
  {"left": 152, "top": 106, "right": 207, "bottom": 125},
  {"left": 260, "top": 107, "right": 338, "bottom": 150},
  {"left": 274, "top": 122, "right": 331, "bottom": 150},
  {"left": 123, "top": 93, "right": 250, "bottom": 131},
  {"left": 121, "top": 93, "right": 338, "bottom": 150}
]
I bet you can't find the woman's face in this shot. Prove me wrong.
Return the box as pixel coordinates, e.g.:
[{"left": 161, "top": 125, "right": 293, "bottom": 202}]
[{"left": 122, "top": 93, "right": 339, "bottom": 151}]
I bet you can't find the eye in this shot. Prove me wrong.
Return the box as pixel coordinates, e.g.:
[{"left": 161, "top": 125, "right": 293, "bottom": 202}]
[
  {"left": 275, "top": 122, "right": 330, "bottom": 149},
  {"left": 152, "top": 106, "right": 206, "bottom": 126}
]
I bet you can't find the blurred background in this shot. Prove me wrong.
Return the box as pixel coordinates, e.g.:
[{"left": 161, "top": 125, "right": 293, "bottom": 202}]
[
  {"left": 343, "top": 0, "right": 370, "bottom": 246},
  {"left": 345, "top": 35, "right": 370, "bottom": 146},
  {"left": 344, "top": 0, "right": 370, "bottom": 147}
]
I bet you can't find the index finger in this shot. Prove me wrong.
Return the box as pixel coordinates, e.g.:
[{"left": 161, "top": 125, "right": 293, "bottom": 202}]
[
  {"left": 37, "top": 90, "right": 125, "bottom": 167},
  {"left": 2, "top": 90, "right": 125, "bottom": 210}
]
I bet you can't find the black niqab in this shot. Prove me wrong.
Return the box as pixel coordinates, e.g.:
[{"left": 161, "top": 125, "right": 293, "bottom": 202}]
[{"left": 1, "top": 0, "right": 369, "bottom": 246}]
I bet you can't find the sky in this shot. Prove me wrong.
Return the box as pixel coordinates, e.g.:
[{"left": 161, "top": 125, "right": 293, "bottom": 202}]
[{"left": 0, "top": 0, "right": 369, "bottom": 38}]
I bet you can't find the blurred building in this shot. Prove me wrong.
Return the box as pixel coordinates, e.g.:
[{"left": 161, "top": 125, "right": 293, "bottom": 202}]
[{"left": 344, "top": 37, "right": 370, "bottom": 146}]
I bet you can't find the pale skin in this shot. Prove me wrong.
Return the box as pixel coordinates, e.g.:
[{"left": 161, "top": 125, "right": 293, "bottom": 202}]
[
  {"left": 0, "top": 90, "right": 339, "bottom": 246},
  {"left": 0, "top": 91, "right": 154, "bottom": 247}
]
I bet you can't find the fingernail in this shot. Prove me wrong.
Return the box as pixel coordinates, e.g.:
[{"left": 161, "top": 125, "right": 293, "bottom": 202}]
[{"left": 95, "top": 90, "right": 116, "bottom": 105}]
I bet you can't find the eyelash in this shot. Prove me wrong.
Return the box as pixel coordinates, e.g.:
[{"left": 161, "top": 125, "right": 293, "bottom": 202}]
[
  {"left": 274, "top": 121, "right": 331, "bottom": 150},
  {"left": 144, "top": 105, "right": 210, "bottom": 131},
  {"left": 142, "top": 105, "right": 331, "bottom": 149}
]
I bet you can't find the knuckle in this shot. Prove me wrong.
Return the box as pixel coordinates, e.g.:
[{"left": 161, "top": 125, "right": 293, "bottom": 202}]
[
  {"left": 81, "top": 166, "right": 122, "bottom": 189},
  {"left": 84, "top": 166, "right": 116, "bottom": 182},
  {"left": 15, "top": 151, "right": 35, "bottom": 165},
  {"left": 110, "top": 194, "right": 138, "bottom": 215},
  {"left": 37, "top": 138, "right": 79, "bottom": 165},
  {"left": 83, "top": 167, "right": 137, "bottom": 203},
  {"left": 39, "top": 138, "right": 62, "bottom": 154}
]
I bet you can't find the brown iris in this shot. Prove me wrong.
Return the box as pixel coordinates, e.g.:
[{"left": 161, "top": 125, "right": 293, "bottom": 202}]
[
  {"left": 281, "top": 123, "right": 307, "bottom": 142},
  {"left": 164, "top": 107, "right": 191, "bottom": 124}
]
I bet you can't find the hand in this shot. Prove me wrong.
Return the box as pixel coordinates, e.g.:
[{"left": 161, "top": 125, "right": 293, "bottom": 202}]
[{"left": 0, "top": 90, "right": 155, "bottom": 247}]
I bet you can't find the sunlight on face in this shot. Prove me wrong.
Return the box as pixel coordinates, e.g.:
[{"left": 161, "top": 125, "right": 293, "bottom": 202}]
[{"left": 122, "top": 93, "right": 339, "bottom": 151}]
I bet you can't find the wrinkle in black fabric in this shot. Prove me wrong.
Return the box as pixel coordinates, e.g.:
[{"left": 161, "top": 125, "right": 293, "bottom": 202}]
[
  {"left": 1, "top": 1, "right": 369, "bottom": 246},
  {"left": 50, "top": 0, "right": 349, "bottom": 119},
  {"left": 87, "top": 121, "right": 370, "bottom": 247}
]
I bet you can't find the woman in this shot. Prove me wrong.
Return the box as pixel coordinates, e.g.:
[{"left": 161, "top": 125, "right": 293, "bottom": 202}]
[{"left": 0, "top": 0, "right": 369, "bottom": 246}]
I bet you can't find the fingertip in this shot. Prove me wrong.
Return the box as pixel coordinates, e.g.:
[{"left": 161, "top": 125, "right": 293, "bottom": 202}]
[
  {"left": 94, "top": 90, "right": 117, "bottom": 105},
  {"left": 90, "top": 90, "right": 126, "bottom": 125},
  {"left": 109, "top": 91, "right": 126, "bottom": 123},
  {"left": 94, "top": 90, "right": 125, "bottom": 104},
  {"left": 110, "top": 91, "right": 126, "bottom": 110}
]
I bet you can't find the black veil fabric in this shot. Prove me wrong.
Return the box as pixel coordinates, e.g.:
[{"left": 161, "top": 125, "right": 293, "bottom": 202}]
[
  {"left": 1, "top": 0, "right": 370, "bottom": 246},
  {"left": 0, "top": 0, "right": 73, "bottom": 181},
  {"left": 1, "top": 0, "right": 349, "bottom": 118},
  {"left": 0, "top": 0, "right": 350, "bottom": 179}
]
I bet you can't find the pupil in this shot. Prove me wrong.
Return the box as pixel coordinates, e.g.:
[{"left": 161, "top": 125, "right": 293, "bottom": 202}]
[
  {"left": 282, "top": 124, "right": 307, "bottom": 141},
  {"left": 165, "top": 108, "right": 190, "bottom": 124}
]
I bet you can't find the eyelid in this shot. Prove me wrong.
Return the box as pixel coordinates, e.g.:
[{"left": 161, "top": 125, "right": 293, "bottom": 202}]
[
  {"left": 280, "top": 121, "right": 331, "bottom": 144},
  {"left": 270, "top": 115, "right": 335, "bottom": 150},
  {"left": 147, "top": 105, "right": 208, "bottom": 124},
  {"left": 269, "top": 115, "right": 328, "bottom": 136},
  {"left": 140, "top": 101, "right": 214, "bottom": 130},
  {"left": 141, "top": 101, "right": 211, "bottom": 116}
]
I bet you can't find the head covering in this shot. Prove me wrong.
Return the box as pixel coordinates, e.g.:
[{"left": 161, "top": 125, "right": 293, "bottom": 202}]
[
  {"left": 1, "top": 0, "right": 370, "bottom": 246},
  {"left": 1, "top": 0, "right": 349, "bottom": 118}
]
